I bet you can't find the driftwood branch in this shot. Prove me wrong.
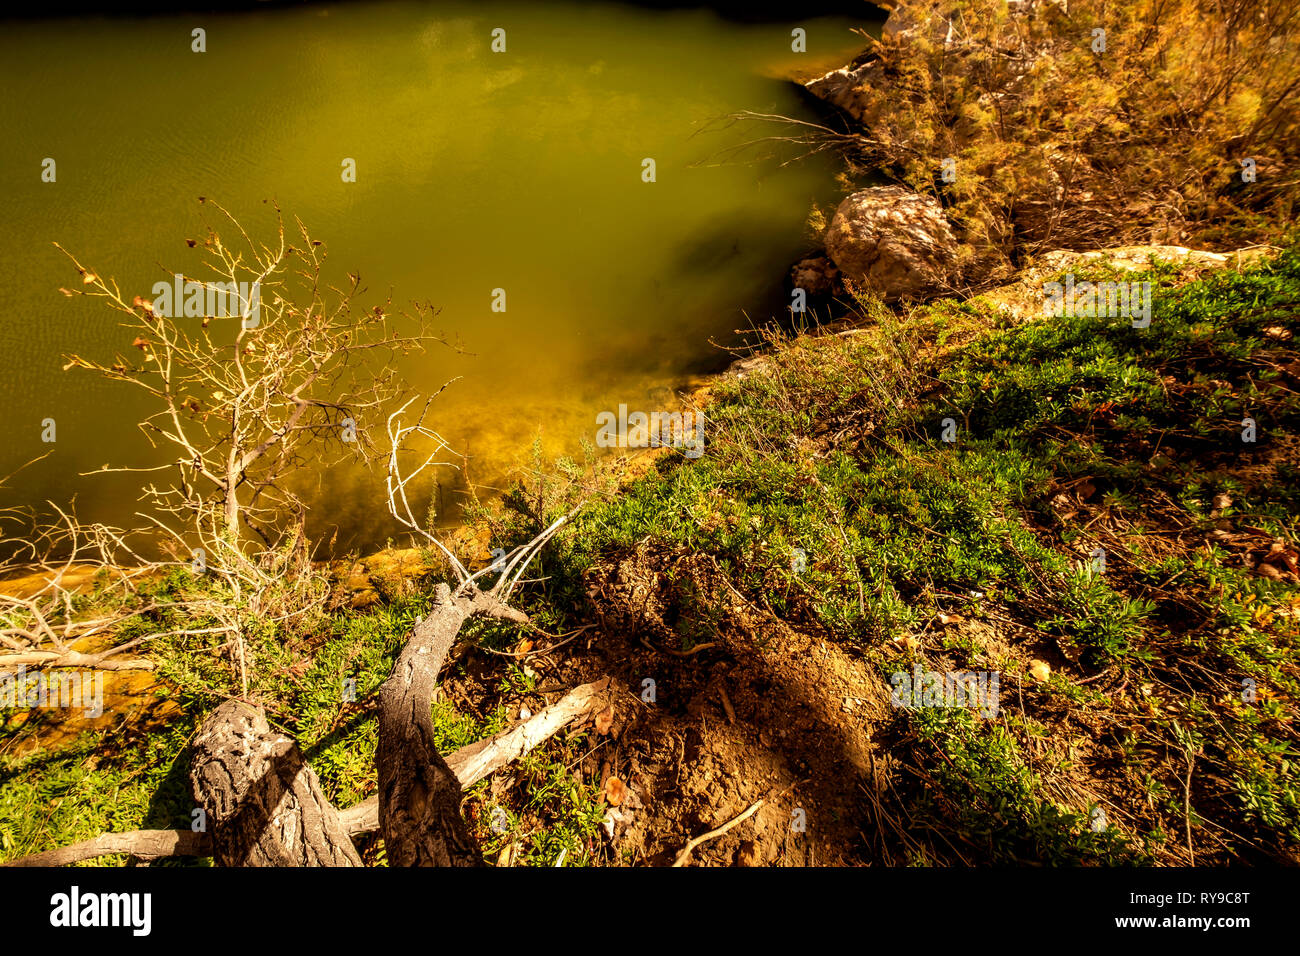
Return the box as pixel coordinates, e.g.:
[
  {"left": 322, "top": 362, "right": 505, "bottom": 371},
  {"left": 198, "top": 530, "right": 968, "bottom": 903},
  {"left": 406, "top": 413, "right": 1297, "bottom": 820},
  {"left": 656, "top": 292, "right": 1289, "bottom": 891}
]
[{"left": 1, "top": 830, "right": 213, "bottom": 868}]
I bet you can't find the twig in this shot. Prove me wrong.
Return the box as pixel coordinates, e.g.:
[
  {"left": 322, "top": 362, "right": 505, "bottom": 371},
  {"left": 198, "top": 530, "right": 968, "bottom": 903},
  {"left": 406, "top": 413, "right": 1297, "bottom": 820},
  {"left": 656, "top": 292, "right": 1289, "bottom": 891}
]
[
  {"left": 475, "top": 624, "right": 595, "bottom": 660},
  {"left": 639, "top": 636, "right": 718, "bottom": 657},
  {"left": 672, "top": 799, "right": 764, "bottom": 867}
]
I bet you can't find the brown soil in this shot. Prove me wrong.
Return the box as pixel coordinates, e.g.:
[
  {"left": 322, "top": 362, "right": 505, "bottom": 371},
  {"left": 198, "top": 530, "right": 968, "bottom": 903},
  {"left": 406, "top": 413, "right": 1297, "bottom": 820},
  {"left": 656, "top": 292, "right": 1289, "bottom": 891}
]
[{"left": 464, "top": 537, "right": 901, "bottom": 866}]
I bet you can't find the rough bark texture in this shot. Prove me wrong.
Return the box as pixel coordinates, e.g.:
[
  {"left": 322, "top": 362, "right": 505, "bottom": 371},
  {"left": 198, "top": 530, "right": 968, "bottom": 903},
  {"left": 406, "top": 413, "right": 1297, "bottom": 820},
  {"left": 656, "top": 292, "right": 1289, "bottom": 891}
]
[
  {"left": 190, "top": 699, "right": 361, "bottom": 867},
  {"left": 376, "top": 583, "right": 526, "bottom": 867},
  {"left": 10, "top": 676, "right": 612, "bottom": 865}
]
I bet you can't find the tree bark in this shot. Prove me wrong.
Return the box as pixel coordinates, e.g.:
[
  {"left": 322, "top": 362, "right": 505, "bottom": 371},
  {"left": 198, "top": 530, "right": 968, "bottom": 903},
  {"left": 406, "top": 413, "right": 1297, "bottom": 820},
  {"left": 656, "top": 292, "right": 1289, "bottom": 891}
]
[
  {"left": 190, "top": 699, "right": 361, "bottom": 866},
  {"left": 376, "top": 583, "right": 526, "bottom": 867},
  {"left": 6, "top": 678, "right": 612, "bottom": 865},
  {"left": 11, "top": 581, "right": 580, "bottom": 868}
]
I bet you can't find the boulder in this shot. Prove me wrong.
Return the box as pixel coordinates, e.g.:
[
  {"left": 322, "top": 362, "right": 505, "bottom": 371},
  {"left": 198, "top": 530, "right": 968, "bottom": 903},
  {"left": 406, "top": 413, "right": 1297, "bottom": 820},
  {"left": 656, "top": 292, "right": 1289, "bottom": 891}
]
[
  {"left": 790, "top": 255, "right": 840, "bottom": 297},
  {"left": 824, "top": 187, "right": 958, "bottom": 300}
]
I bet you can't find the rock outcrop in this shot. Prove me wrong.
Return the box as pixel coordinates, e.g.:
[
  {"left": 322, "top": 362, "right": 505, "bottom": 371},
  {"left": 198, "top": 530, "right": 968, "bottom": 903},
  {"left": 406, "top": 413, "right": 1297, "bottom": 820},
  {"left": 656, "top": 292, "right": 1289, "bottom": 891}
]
[{"left": 975, "top": 245, "right": 1274, "bottom": 322}]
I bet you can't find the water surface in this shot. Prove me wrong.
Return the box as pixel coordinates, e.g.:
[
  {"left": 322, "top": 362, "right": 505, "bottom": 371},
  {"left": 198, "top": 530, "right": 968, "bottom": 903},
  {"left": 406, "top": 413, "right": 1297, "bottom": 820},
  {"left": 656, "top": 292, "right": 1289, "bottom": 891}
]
[{"left": 0, "top": 1, "right": 872, "bottom": 551}]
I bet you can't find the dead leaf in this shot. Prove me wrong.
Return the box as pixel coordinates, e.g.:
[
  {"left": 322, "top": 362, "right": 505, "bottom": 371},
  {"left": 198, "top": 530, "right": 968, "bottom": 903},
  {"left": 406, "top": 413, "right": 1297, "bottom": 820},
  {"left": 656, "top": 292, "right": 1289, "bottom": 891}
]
[
  {"left": 1029, "top": 660, "right": 1051, "bottom": 682},
  {"left": 1257, "top": 563, "right": 1284, "bottom": 581},
  {"left": 603, "top": 776, "right": 627, "bottom": 807},
  {"left": 938, "top": 612, "right": 965, "bottom": 626},
  {"left": 893, "top": 635, "right": 922, "bottom": 652},
  {"left": 1212, "top": 493, "right": 1233, "bottom": 511},
  {"left": 594, "top": 705, "right": 615, "bottom": 735}
]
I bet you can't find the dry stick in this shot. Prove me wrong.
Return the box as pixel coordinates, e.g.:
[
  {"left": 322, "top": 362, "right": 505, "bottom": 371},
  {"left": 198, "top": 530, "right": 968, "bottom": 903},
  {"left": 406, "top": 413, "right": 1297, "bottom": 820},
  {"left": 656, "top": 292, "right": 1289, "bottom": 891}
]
[
  {"left": 0, "top": 649, "right": 155, "bottom": 672},
  {"left": 3, "top": 830, "right": 212, "bottom": 868},
  {"left": 475, "top": 623, "right": 594, "bottom": 660},
  {"left": 638, "top": 636, "right": 718, "bottom": 658},
  {"left": 672, "top": 799, "right": 765, "bottom": 867}
]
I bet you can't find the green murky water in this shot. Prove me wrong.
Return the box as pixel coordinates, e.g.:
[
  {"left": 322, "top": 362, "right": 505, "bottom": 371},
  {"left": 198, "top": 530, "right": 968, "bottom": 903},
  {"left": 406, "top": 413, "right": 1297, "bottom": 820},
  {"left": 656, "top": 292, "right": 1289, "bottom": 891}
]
[{"left": 0, "top": 1, "right": 871, "bottom": 552}]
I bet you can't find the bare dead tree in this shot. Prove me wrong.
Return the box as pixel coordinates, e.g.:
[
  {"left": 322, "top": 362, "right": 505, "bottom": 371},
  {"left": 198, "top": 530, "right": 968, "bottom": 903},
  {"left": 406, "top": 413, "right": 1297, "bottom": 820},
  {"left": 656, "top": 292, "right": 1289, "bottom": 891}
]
[
  {"left": 56, "top": 199, "right": 434, "bottom": 580},
  {"left": 373, "top": 400, "right": 583, "bottom": 865},
  {"left": 37, "top": 202, "right": 445, "bottom": 692},
  {"left": 1, "top": 203, "right": 601, "bottom": 868}
]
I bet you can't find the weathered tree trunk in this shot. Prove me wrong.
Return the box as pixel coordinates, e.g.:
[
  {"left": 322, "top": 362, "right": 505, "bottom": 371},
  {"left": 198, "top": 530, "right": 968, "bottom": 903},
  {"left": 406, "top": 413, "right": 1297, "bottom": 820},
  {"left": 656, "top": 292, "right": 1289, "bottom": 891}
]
[
  {"left": 376, "top": 583, "right": 527, "bottom": 866},
  {"left": 190, "top": 700, "right": 361, "bottom": 866}
]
